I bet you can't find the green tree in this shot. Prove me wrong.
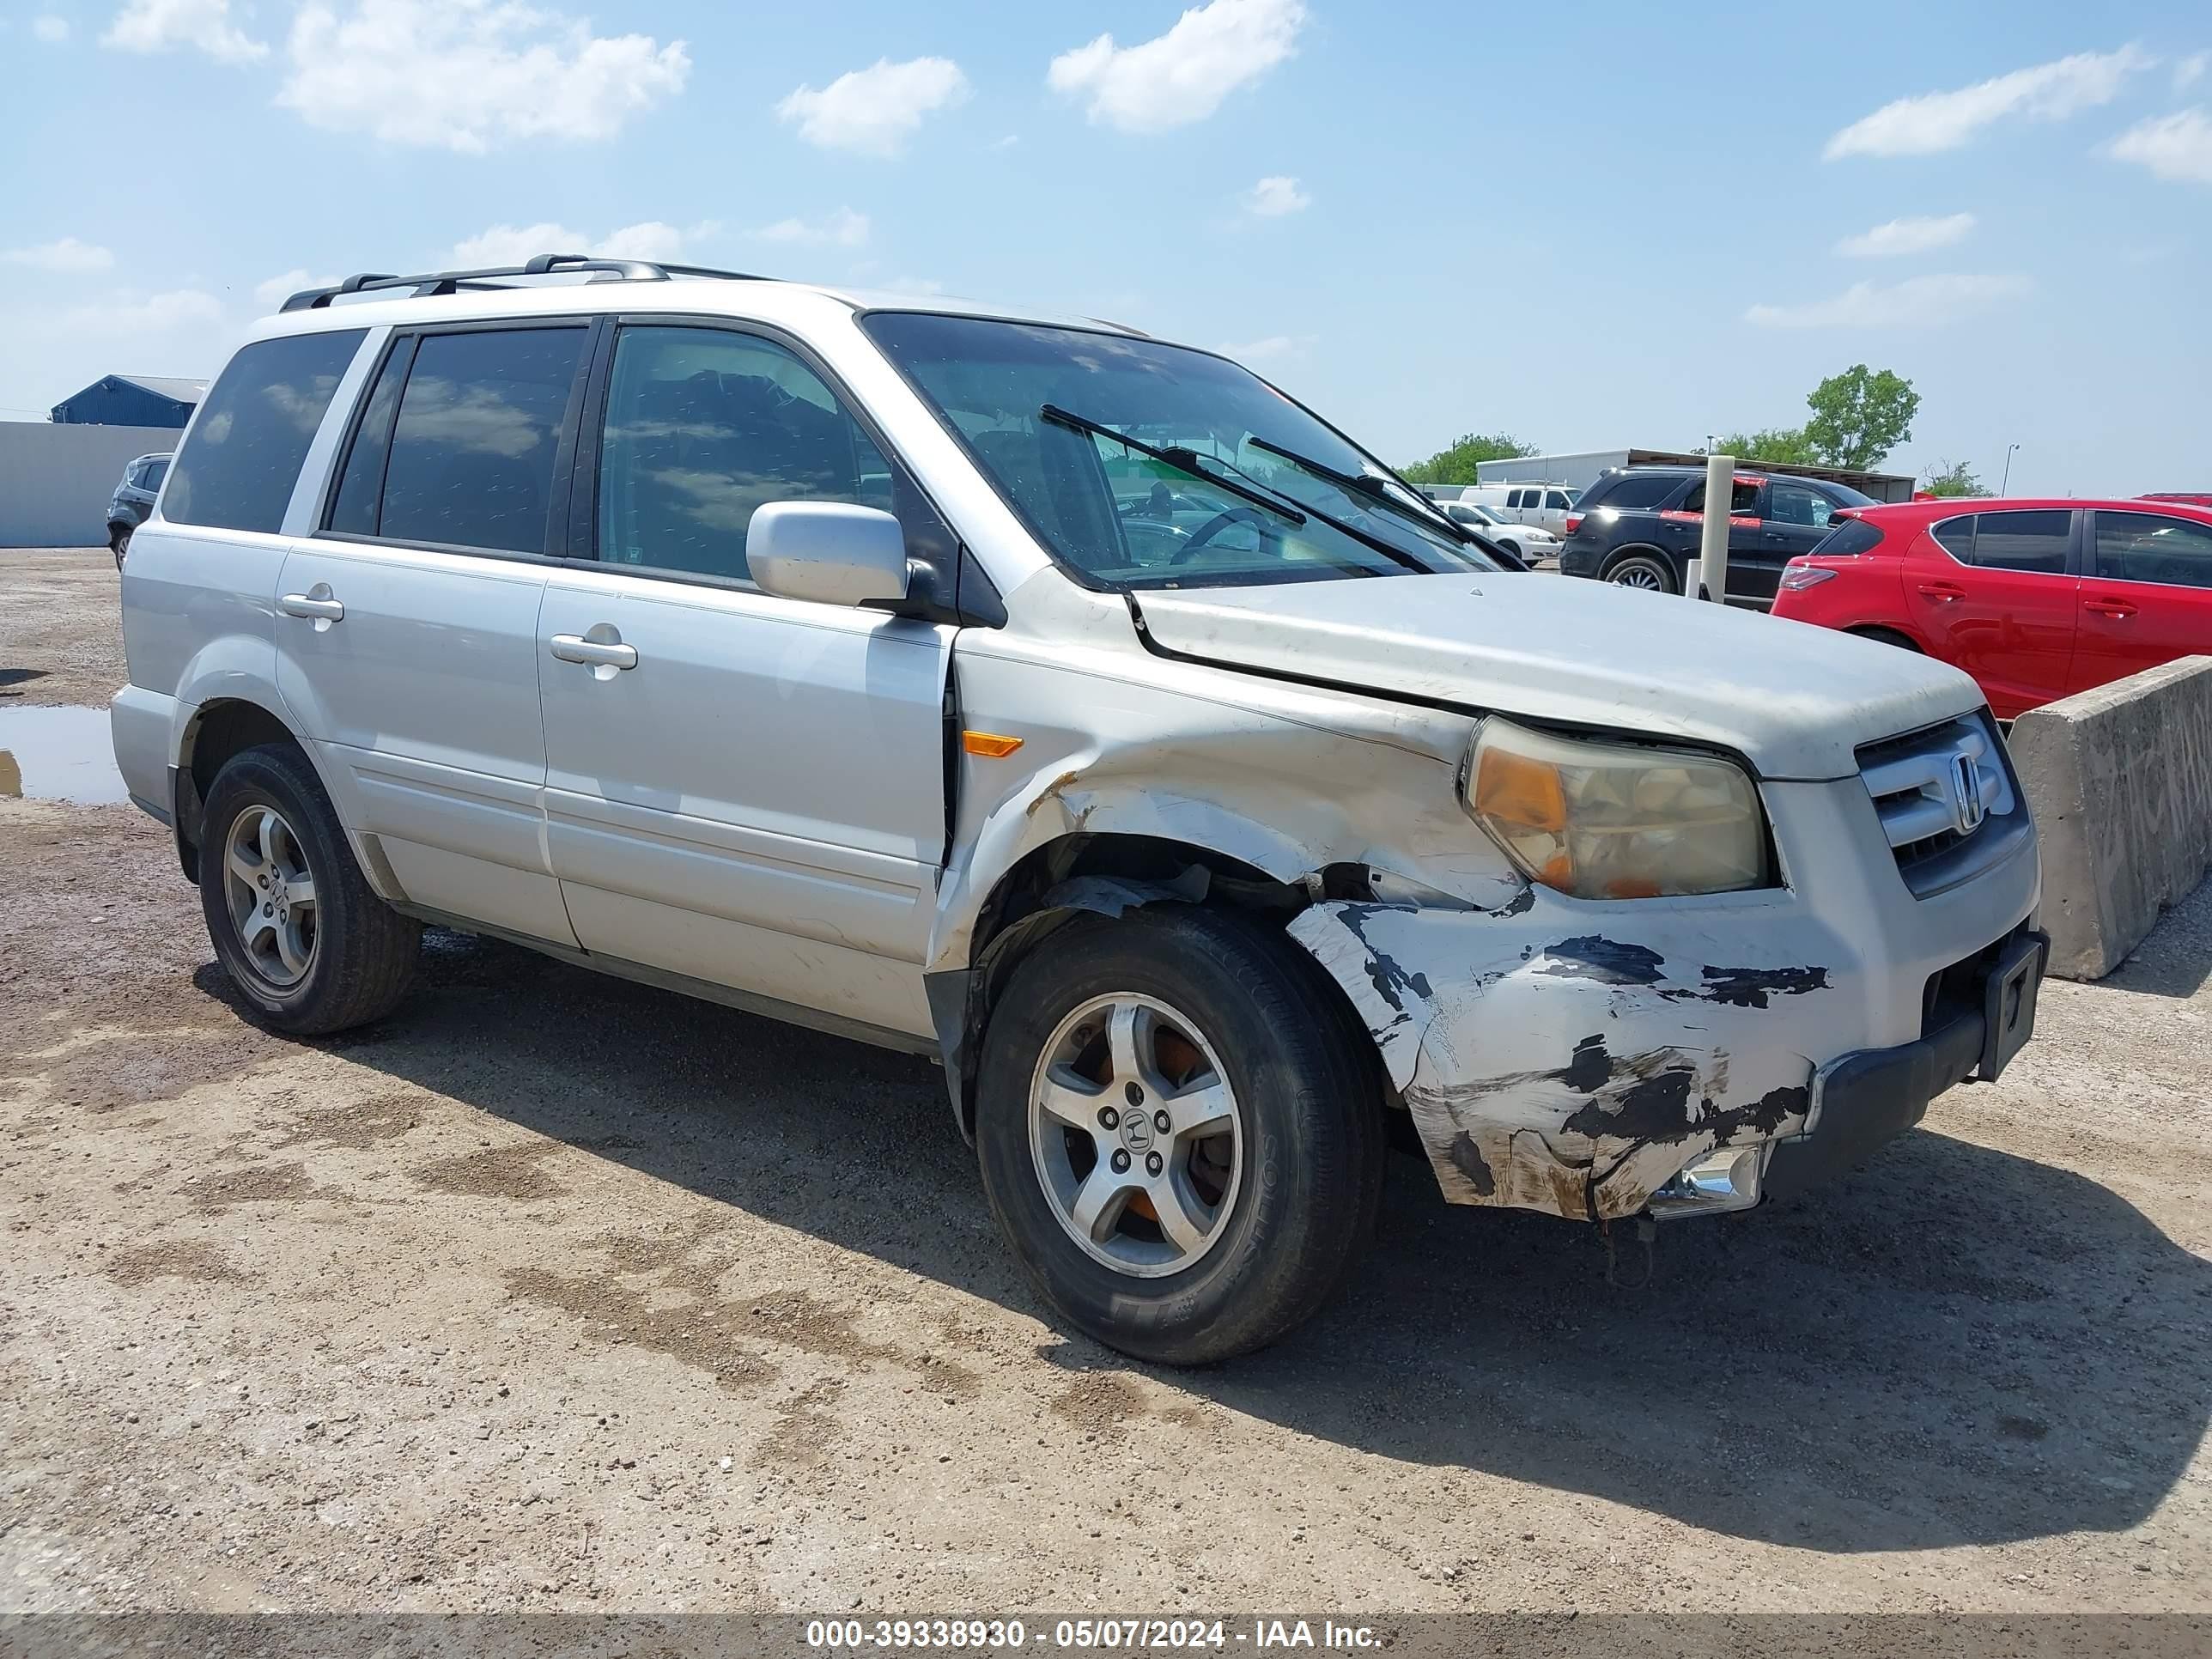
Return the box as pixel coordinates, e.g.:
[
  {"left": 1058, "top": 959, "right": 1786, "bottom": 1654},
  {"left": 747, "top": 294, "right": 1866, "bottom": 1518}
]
[
  {"left": 1399, "top": 432, "right": 1537, "bottom": 486},
  {"left": 1920, "top": 459, "right": 1987, "bottom": 498},
  {"left": 1802, "top": 365, "right": 1919, "bottom": 470},
  {"left": 1707, "top": 427, "right": 1820, "bottom": 465}
]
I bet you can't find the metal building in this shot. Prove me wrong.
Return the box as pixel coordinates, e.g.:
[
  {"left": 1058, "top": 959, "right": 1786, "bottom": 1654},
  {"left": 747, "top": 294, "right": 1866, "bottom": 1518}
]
[{"left": 49, "top": 374, "right": 208, "bottom": 428}]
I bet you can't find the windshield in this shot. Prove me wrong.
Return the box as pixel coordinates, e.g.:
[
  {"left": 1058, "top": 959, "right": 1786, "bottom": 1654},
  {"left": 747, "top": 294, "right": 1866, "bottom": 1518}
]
[{"left": 862, "top": 313, "right": 1498, "bottom": 589}]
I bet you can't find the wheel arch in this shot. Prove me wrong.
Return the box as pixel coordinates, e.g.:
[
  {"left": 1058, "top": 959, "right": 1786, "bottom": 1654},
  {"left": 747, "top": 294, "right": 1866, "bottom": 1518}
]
[
  {"left": 927, "top": 830, "right": 1367, "bottom": 1142},
  {"left": 1598, "top": 541, "right": 1675, "bottom": 578},
  {"left": 172, "top": 696, "right": 325, "bottom": 884}
]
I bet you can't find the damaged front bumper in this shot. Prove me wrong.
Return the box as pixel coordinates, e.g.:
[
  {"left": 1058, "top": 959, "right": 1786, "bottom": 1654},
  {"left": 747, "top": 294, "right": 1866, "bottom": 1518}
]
[{"left": 1289, "top": 879, "right": 2045, "bottom": 1224}]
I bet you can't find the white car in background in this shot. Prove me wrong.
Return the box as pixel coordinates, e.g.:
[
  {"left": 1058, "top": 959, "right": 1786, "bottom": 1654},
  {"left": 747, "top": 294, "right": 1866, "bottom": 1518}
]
[{"left": 1443, "top": 501, "right": 1561, "bottom": 564}]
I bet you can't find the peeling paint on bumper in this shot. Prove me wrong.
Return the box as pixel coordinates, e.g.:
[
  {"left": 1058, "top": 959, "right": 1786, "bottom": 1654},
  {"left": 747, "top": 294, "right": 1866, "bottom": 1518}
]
[{"left": 1289, "top": 896, "right": 1936, "bottom": 1223}]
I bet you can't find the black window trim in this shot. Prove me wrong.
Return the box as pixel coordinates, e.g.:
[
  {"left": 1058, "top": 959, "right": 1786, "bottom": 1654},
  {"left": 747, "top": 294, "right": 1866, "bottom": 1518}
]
[
  {"left": 309, "top": 314, "right": 601, "bottom": 568},
  {"left": 565, "top": 310, "right": 987, "bottom": 625},
  {"left": 2086, "top": 507, "right": 2212, "bottom": 591}
]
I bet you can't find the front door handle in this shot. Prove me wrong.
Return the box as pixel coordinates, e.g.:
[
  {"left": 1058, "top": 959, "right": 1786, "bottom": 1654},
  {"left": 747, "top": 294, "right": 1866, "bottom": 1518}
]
[
  {"left": 278, "top": 586, "right": 344, "bottom": 629},
  {"left": 1917, "top": 580, "right": 1966, "bottom": 602},
  {"left": 2084, "top": 597, "right": 2137, "bottom": 619},
  {"left": 550, "top": 630, "right": 639, "bottom": 671}
]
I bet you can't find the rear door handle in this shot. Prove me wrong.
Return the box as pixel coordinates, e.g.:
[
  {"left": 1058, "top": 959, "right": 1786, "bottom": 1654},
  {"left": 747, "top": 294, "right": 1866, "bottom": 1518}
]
[
  {"left": 2084, "top": 598, "right": 2137, "bottom": 619},
  {"left": 550, "top": 632, "right": 639, "bottom": 670},
  {"left": 1917, "top": 581, "right": 1966, "bottom": 602}
]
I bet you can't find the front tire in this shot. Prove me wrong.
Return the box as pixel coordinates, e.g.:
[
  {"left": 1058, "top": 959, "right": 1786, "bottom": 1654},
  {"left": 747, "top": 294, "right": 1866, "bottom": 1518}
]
[
  {"left": 1603, "top": 550, "right": 1677, "bottom": 593},
  {"left": 198, "top": 743, "right": 420, "bottom": 1035},
  {"left": 975, "top": 907, "right": 1384, "bottom": 1364}
]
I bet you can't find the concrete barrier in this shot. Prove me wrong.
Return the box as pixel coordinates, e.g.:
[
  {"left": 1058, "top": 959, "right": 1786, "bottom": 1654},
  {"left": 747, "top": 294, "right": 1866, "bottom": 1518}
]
[{"left": 2008, "top": 655, "right": 2212, "bottom": 980}]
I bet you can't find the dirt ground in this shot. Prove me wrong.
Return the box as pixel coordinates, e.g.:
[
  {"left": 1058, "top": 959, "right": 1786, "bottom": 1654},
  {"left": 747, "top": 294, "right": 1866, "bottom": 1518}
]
[{"left": 3, "top": 544, "right": 2209, "bottom": 1616}]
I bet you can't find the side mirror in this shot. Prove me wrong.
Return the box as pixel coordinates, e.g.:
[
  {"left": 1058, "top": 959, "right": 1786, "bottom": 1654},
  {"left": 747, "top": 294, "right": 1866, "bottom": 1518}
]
[{"left": 747, "top": 501, "right": 910, "bottom": 607}]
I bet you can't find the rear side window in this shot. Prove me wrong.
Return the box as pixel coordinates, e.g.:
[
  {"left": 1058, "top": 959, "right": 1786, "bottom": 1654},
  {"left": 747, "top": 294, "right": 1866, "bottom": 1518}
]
[
  {"left": 1680, "top": 478, "right": 1761, "bottom": 516},
  {"left": 1588, "top": 472, "right": 1685, "bottom": 511},
  {"left": 145, "top": 457, "right": 168, "bottom": 489},
  {"left": 1969, "top": 509, "right": 2070, "bottom": 574},
  {"left": 1931, "top": 517, "right": 1977, "bottom": 560},
  {"left": 164, "top": 330, "right": 365, "bottom": 532},
  {"left": 355, "top": 327, "right": 588, "bottom": 554},
  {"left": 1812, "top": 517, "right": 1883, "bottom": 556},
  {"left": 2094, "top": 511, "right": 2212, "bottom": 590}
]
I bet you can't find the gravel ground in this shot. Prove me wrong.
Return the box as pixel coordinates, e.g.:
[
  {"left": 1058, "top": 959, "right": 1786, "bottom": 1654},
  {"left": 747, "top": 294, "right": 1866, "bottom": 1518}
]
[{"left": 3, "top": 545, "right": 2209, "bottom": 1617}]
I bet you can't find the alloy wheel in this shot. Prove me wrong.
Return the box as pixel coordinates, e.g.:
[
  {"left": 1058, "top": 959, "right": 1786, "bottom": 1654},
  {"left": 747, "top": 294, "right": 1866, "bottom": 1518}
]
[
  {"left": 1027, "top": 993, "right": 1243, "bottom": 1279},
  {"left": 222, "top": 803, "right": 319, "bottom": 988}
]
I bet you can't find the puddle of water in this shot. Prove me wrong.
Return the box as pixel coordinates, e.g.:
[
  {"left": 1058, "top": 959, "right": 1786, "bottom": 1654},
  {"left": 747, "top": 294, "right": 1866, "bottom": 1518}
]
[{"left": 0, "top": 706, "right": 132, "bottom": 805}]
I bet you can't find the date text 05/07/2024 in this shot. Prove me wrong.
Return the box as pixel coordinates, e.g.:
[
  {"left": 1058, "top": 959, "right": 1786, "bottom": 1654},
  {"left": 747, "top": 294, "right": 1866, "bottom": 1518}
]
[{"left": 804, "top": 1618, "right": 1382, "bottom": 1650}]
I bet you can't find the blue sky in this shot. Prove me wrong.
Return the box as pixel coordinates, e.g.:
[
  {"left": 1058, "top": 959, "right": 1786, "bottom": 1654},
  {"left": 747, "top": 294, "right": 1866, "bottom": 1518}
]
[{"left": 3, "top": 0, "right": 2208, "bottom": 495}]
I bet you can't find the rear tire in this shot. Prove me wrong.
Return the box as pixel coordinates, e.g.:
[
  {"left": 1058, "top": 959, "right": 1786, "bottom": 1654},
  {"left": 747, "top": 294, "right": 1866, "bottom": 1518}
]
[
  {"left": 109, "top": 525, "right": 131, "bottom": 567},
  {"left": 975, "top": 907, "right": 1385, "bottom": 1365},
  {"left": 198, "top": 743, "right": 420, "bottom": 1035},
  {"left": 1850, "top": 626, "right": 1922, "bottom": 653},
  {"left": 1603, "top": 550, "right": 1677, "bottom": 594}
]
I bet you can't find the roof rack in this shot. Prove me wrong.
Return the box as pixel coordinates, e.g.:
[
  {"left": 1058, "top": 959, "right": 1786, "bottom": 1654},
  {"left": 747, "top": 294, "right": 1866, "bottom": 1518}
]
[{"left": 280, "top": 253, "right": 777, "bottom": 313}]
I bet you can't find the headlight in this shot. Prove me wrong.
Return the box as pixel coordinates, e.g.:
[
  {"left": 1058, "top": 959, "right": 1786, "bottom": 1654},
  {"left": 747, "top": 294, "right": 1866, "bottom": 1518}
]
[{"left": 1461, "top": 719, "right": 1768, "bottom": 899}]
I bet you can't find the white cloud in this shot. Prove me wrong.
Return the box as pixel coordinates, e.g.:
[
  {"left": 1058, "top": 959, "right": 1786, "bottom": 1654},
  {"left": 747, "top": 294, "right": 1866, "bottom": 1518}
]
[
  {"left": 1048, "top": 0, "right": 1305, "bottom": 134},
  {"left": 101, "top": 0, "right": 267, "bottom": 64},
  {"left": 1824, "top": 46, "right": 2152, "bottom": 158},
  {"left": 277, "top": 0, "right": 689, "bottom": 155},
  {"left": 2176, "top": 52, "right": 2207, "bottom": 91},
  {"left": 59, "top": 289, "right": 226, "bottom": 333},
  {"left": 2, "top": 237, "right": 115, "bottom": 273},
  {"left": 756, "top": 209, "right": 871, "bottom": 248},
  {"left": 2110, "top": 108, "right": 2212, "bottom": 184},
  {"left": 1746, "top": 274, "right": 2030, "bottom": 329},
  {"left": 446, "top": 222, "right": 703, "bottom": 268},
  {"left": 1243, "top": 174, "right": 1310, "bottom": 216},
  {"left": 253, "top": 270, "right": 342, "bottom": 307},
  {"left": 1834, "top": 211, "right": 1976, "bottom": 258},
  {"left": 776, "top": 57, "right": 969, "bottom": 158},
  {"left": 32, "top": 15, "right": 69, "bottom": 41}
]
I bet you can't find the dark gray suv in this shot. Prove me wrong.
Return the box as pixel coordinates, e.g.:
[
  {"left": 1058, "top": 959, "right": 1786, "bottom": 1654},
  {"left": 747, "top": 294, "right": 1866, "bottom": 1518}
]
[{"left": 106, "top": 453, "right": 171, "bottom": 566}]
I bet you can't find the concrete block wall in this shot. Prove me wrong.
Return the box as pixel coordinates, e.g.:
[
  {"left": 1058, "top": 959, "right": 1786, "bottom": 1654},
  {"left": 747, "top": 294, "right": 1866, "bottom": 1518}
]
[
  {"left": 0, "top": 421, "right": 183, "bottom": 547},
  {"left": 2008, "top": 655, "right": 2212, "bottom": 980}
]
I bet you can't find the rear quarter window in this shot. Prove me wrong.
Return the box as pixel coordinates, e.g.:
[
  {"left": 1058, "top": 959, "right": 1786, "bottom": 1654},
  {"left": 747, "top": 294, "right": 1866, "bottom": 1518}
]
[
  {"left": 1585, "top": 472, "right": 1682, "bottom": 511},
  {"left": 164, "top": 331, "right": 366, "bottom": 533}
]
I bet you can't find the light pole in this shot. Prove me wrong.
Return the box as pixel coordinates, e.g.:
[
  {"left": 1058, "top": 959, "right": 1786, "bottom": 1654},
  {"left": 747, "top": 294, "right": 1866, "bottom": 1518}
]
[{"left": 2001, "top": 442, "right": 2021, "bottom": 496}]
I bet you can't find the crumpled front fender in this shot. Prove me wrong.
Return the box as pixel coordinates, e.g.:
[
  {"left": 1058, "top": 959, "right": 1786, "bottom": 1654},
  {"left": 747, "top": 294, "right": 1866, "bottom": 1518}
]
[{"left": 1289, "top": 901, "right": 1843, "bottom": 1221}]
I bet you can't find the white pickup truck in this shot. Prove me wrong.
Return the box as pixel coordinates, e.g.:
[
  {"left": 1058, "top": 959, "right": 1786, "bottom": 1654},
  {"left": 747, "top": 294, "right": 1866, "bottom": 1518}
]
[{"left": 110, "top": 257, "right": 2045, "bottom": 1364}]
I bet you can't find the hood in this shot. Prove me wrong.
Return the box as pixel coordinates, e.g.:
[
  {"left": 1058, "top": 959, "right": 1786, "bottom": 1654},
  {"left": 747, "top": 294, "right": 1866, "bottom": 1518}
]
[{"left": 1132, "top": 573, "right": 1984, "bottom": 781}]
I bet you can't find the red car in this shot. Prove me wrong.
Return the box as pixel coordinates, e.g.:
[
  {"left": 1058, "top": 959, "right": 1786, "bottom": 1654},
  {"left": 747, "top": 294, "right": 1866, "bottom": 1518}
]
[{"left": 1770, "top": 497, "right": 2212, "bottom": 718}]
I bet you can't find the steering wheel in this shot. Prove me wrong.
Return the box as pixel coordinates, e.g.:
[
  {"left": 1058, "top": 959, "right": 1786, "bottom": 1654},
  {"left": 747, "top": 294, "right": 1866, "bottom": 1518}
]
[{"left": 1171, "top": 507, "right": 1273, "bottom": 565}]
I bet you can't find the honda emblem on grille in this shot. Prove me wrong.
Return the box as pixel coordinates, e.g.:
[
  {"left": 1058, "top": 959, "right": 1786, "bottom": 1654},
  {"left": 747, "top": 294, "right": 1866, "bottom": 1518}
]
[{"left": 1951, "top": 753, "right": 1984, "bottom": 834}]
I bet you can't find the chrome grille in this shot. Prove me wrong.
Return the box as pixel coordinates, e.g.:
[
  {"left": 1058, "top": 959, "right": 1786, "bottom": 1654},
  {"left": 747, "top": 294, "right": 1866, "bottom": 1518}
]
[{"left": 1856, "top": 714, "right": 2027, "bottom": 898}]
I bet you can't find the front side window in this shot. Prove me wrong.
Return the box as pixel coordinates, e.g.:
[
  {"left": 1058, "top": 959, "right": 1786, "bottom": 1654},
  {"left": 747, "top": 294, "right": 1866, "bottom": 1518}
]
[
  {"left": 1768, "top": 483, "right": 1834, "bottom": 529},
  {"left": 1544, "top": 489, "right": 1570, "bottom": 511},
  {"left": 1970, "top": 509, "right": 2070, "bottom": 574},
  {"left": 371, "top": 327, "right": 587, "bottom": 554},
  {"left": 2094, "top": 511, "right": 2212, "bottom": 590},
  {"left": 164, "top": 330, "right": 365, "bottom": 532},
  {"left": 595, "top": 326, "right": 892, "bottom": 582},
  {"left": 862, "top": 313, "right": 1492, "bottom": 589}
]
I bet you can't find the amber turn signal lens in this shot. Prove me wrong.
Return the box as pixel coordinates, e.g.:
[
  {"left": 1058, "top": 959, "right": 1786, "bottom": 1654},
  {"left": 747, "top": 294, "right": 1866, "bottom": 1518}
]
[
  {"left": 1472, "top": 747, "right": 1567, "bottom": 833},
  {"left": 963, "top": 731, "right": 1024, "bottom": 758}
]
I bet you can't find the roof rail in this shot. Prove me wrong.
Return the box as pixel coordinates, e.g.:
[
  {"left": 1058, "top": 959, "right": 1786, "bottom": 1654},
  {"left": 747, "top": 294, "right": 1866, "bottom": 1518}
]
[{"left": 279, "top": 253, "right": 778, "bottom": 313}]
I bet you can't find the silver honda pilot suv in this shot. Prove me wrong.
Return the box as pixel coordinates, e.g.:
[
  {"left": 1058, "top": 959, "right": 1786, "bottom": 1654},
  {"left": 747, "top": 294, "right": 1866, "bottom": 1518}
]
[{"left": 111, "top": 256, "right": 2045, "bottom": 1363}]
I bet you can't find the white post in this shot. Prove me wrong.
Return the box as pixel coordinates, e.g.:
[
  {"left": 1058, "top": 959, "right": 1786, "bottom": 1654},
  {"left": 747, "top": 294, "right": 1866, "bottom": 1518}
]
[
  {"left": 1699, "top": 453, "right": 1734, "bottom": 603},
  {"left": 1682, "top": 557, "right": 1702, "bottom": 602}
]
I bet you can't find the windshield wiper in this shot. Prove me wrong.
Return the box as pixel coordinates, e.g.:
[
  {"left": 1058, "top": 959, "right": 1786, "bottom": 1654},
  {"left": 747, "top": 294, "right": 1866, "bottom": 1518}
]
[
  {"left": 1040, "top": 404, "right": 1441, "bottom": 576},
  {"left": 1245, "top": 434, "right": 1477, "bottom": 544},
  {"left": 1038, "top": 404, "right": 1304, "bottom": 526}
]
